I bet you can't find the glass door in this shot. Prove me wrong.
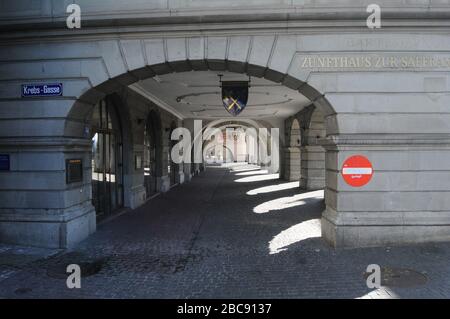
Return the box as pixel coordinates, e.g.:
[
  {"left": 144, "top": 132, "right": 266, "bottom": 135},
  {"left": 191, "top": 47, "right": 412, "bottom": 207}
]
[{"left": 91, "top": 98, "right": 123, "bottom": 220}]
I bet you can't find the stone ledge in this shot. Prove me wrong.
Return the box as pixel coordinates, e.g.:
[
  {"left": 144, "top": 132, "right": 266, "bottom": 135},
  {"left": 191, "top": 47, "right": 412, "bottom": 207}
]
[
  {"left": 321, "top": 134, "right": 450, "bottom": 147},
  {"left": 3, "top": 5, "right": 450, "bottom": 31},
  {"left": 0, "top": 137, "right": 91, "bottom": 147},
  {"left": 127, "top": 185, "right": 147, "bottom": 209}
]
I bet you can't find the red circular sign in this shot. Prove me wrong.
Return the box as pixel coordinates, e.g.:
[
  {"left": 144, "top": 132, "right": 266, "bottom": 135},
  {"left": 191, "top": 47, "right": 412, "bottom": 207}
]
[{"left": 342, "top": 155, "right": 373, "bottom": 187}]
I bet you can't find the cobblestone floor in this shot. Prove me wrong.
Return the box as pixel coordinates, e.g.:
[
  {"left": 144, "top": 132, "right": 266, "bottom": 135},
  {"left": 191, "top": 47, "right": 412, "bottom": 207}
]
[{"left": 1, "top": 164, "right": 450, "bottom": 299}]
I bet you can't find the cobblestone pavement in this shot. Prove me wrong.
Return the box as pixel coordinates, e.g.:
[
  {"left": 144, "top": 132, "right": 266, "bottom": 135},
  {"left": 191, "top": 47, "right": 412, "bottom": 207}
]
[{"left": 1, "top": 164, "right": 450, "bottom": 299}]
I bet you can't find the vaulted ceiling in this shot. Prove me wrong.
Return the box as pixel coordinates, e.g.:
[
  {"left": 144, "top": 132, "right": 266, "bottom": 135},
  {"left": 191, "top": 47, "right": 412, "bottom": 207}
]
[{"left": 132, "top": 71, "right": 311, "bottom": 120}]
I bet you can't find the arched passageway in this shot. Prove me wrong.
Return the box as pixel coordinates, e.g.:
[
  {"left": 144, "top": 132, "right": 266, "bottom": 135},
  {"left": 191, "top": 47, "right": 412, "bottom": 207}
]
[
  {"left": 3, "top": 30, "right": 450, "bottom": 250},
  {"left": 3, "top": 3, "right": 450, "bottom": 300}
]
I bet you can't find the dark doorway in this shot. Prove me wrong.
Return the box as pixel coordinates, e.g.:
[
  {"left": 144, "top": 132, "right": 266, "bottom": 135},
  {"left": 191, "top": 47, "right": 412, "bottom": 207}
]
[{"left": 90, "top": 97, "right": 124, "bottom": 220}]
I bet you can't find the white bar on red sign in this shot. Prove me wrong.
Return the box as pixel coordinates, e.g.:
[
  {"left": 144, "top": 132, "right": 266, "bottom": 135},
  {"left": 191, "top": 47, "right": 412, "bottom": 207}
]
[{"left": 342, "top": 168, "right": 373, "bottom": 175}]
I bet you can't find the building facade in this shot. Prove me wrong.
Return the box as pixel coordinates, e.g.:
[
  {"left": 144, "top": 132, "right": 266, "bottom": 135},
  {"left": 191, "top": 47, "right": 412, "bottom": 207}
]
[{"left": 1, "top": 0, "right": 450, "bottom": 249}]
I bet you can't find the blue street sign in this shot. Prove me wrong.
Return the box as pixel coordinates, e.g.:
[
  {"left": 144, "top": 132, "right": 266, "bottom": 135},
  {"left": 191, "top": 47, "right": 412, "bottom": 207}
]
[
  {"left": 22, "top": 83, "right": 63, "bottom": 97},
  {"left": 0, "top": 154, "right": 10, "bottom": 171}
]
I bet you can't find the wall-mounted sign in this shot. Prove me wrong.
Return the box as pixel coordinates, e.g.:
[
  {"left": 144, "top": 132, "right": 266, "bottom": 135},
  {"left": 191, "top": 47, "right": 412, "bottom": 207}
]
[
  {"left": 22, "top": 83, "right": 63, "bottom": 97},
  {"left": 0, "top": 154, "right": 10, "bottom": 171},
  {"left": 297, "top": 53, "right": 450, "bottom": 71},
  {"left": 342, "top": 155, "right": 373, "bottom": 187},
  {"left": 66, "top": 159, "right": 83, "bottom": 184}
]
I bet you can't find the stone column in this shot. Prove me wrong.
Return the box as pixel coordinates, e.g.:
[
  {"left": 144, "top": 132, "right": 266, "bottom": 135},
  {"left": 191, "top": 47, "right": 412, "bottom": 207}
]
[
  {"left": 299, "top": 145, "right": 326, "bottom": 190},
  {"left": 183, "top": 162, "right": 193, "bottom": 182},
  {"left": 321, "top": 134, "right": 450, "bottom": 248},
  {"left": 159, "top": 144, "right": 171, "bottom": 192},
  {"left": 283, "top": 147, "right": 301, "bottom": 181},
  {"left": 298, "top": 106, "right": 326, "bottom": 190},
  {"left": 0, "top": 137, "right": 96, "bottom": 248},
  {"left": 177, "top": 162, "right": 185, "bottom": 184}
]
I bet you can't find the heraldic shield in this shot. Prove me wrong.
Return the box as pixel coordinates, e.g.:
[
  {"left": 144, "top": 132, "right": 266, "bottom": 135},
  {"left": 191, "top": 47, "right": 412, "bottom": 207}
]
[{"left": 221, "top": 81, "right": 249, "bottom": 116}]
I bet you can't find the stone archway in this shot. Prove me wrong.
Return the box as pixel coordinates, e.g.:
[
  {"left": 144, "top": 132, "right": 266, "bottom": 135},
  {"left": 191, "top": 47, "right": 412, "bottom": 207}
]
[
  {"left": 0, "top": 36, "right": 378, "bottom": 249},
  {"left": 66, "top": 36, "right": 335, "bottom": 131}
]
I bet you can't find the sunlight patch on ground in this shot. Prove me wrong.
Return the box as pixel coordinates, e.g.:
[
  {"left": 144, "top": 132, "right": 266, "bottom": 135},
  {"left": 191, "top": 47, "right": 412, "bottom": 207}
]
[
  {"left": 247, "top": 181, "right": 299, "bottom": 195},
  {"left": 253, "top": 190, "right": 324, "bottom": 214},
  {"left": 235, "top": 174, "right": 279, "bottom": 183},
  {"left": 223, "top": 162, "right": 253, "bottom": 168},
  {"left": 227, "top": 164, "right": 261, "bottom": 172},
  {"left": 356, "top": 288, "right": 399, "bottom": 299},
  {"left": 235, "top": 169, "right": 269, "bottom": 176},
  {"left": 269, "top": 219, "right": 321, "bottom": 254}
]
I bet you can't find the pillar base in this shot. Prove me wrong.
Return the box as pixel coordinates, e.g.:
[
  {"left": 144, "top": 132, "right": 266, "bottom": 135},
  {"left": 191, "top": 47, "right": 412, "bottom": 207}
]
[
  {"left": 128, "top": 185, "right": 146, "bottom": 209},
  {"left": 158, "top": 175, "right": 171, "bottom": 192},
  {"left": 177, "top": 172, "right": 185, "bottom": 184},
  {"left": 0, "top": 202, "right": 96, "bottom": 249},
  {"left": 283, "top": 147, "right": 301, "bottom": 181},
  {"left": 322, "top": 214, "right": 450, "bottom": 248},
  {"left": 185, "top": 172, "right": 193, "bottom": 182},
  {"left": 300, "top": 177, "right": 326, "bottom": 190},
  {"left": 183, "top": 164, "right": 193, "bottom": 182}
]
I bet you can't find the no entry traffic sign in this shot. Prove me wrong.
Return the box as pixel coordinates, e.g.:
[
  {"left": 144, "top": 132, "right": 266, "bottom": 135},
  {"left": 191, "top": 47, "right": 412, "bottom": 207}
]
[{"left": 341, "top": 155, "right": 373, "bottom": 187}]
